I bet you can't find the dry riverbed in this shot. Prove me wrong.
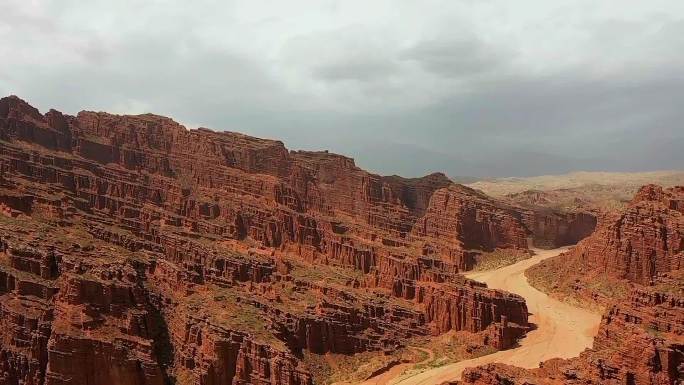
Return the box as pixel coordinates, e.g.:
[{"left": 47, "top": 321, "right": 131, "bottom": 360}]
[{"left": 363, "top": 247, "right": 602, "bottom": 385}]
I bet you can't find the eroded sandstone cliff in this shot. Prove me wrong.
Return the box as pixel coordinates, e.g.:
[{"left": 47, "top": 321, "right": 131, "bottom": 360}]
[
  {"left": 459, "top": 185, "right": 684, "bottom": 385},
  {"left": 0, "top": 95, "right": 592, "bottom": 384},
  {"left": 458, "top": 285, "right": 684, "bottom": 385}
]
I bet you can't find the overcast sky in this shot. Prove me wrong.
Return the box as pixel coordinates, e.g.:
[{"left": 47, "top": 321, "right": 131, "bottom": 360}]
[{"left": 1, "top": 0, "right": 683, "bottom": 177}]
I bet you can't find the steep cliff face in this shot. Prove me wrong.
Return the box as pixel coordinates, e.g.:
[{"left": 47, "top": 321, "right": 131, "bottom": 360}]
[
  {"left": 0, "top": 95, "right": 590, "bottom": 384},
  {"left": 458, "top": 286, "right": 684, "bottom": 385},
  {"left": 0, "top": 239, "right": 57, "bottom": 385},
  {"left": 459, "top": 185, "right": 684, "bottom": 385},
  {"left": 412, "top": 186, "right": 529, "bottom": 255},
  {"left": 527, "top": 185, "right": 683, "bottom": 309},
  {"left": 586, "top": 185, "right": 684, "bottom": 285},
  {"left": 522, "top": 210, "right": 597, "bottom": 248}
]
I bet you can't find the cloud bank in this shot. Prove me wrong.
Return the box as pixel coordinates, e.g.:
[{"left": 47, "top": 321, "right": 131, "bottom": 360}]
[{"left": 1, "top": 0, "right": 683, "bottom": 177}]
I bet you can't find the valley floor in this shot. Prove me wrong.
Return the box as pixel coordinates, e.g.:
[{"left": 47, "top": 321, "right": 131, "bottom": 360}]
[{"left": 365, "top": 247, "right": 602, "bottom": 385}]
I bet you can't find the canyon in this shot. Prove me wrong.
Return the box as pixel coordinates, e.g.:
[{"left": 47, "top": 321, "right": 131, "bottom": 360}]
[
  {"left": 455, "top": 185, "right": 684, "bottom": 385},
  {"left": 0, "top": 94, "right": 680, "bottom": 385},
  {"left": 361, "top": 247, "right": 602, "bottom": 385}
]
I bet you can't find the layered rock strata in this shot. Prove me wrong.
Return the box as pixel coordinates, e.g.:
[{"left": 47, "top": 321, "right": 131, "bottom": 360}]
[
  {"left": 459, "top": 185, "right": 684, "bottom": 385},
  {"left": 0, "top": 95, "right": 592, "bottom": 384}
]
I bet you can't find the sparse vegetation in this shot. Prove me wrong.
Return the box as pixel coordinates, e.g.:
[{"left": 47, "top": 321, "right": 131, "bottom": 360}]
[
  {"left": 469, "top": 171, "right": 684, "bottom": 212},
  {"left": 302, "top": 349, "right": 413, "bottom": 385},
  {"left": 472, "top": 249, "right": 531, "bottom": 271},
  {"left": 408, "top": 331, "right": 497, "bottom": 368},
  {"left": 526, "top": 254, "right": 631, "bottom": 311},
  {"left": 182, "top": 286, "right": 286, "bottom": 349}
]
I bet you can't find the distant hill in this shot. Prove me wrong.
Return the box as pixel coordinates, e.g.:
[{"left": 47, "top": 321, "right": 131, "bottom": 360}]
[{"left": 468, "top": 170, "right": 684, "bottom": 211}]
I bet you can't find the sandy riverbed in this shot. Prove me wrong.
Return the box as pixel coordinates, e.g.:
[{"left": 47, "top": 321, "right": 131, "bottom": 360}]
[{"left": 368, "top": 247, "right": 601, "bottom": 385}]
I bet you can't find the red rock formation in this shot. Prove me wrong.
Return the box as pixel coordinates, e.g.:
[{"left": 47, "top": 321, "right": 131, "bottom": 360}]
[
  {"left": 458, "top": 185, "right": 684, "bottom": 385},
  {"left": 458, "top": 286, "right": 684, "bottom": 385},
  {"left": 522, "top": 210, "right": 597, "bottom": 248},
  {"left": 411, "top": 186, "right": 529, "bottom": 263},
  {"left": 565, "top": 185, "right": 683, "bottom": 286},
  {"left": 0, "top": 95, "right": 592, "bottom": 384}
]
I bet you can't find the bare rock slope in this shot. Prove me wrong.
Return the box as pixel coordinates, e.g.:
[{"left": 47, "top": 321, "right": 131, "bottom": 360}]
[
  {"left": 459, "top": 185, "right": 684, "bottom": 385},
  {"left": 0, "top": 96, "right": 594, "bottom": 385}
]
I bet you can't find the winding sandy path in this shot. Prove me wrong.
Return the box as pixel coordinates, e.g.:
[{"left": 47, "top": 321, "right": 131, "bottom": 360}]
[
  {"left": 382, "top": 247, "right": 602, "bottom": 385},
  {"left": 356, "top": 347, "right": 434, "bottom": 385}
]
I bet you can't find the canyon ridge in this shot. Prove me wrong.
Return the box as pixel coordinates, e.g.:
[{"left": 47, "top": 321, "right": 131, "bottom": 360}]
[{"left": 0, "top": 95, "right": 681, "bottom": 385}]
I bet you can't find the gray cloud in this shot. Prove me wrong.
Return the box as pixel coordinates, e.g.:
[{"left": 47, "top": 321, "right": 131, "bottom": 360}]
[
  {"left": 313, "top": 57, "right": 397, "bottom": 82},
  {"left": 400, "top": 37, "right": 510, "bottom": 78},
  {"left": 1, "top": 0, "right": 683, "bottom": 178}
]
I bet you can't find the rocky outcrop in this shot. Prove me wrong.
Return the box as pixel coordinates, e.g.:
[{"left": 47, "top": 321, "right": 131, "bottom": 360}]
[
  {"left": 526, "top": 184, "right": 683, "bottom": 310},
  {"left": 0, "top": 95, "right": 594, "bottom": 384},
  {"left": 523, "top": 210, "right": 597, "bottom": 248},
  {"left": 0, "top": 291, "right": 52, "bottom": 385},
  {"left": 419, "top": 282, "right": 527, "bottom": 336},
  {"left": 564, "top": 185, "right": 683, "bottom": 286},
  {"left": 458, "top": 286, "right": 684, "bottom": 385},
  {"left": 166, "top": 311, "right": 312, "bottom": 385},
  {"left": 459, "top": 185, "right": 684, "bottom": 385},
  {"left": 411, "top": 186, "right": 529, "bottom": 262}
]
